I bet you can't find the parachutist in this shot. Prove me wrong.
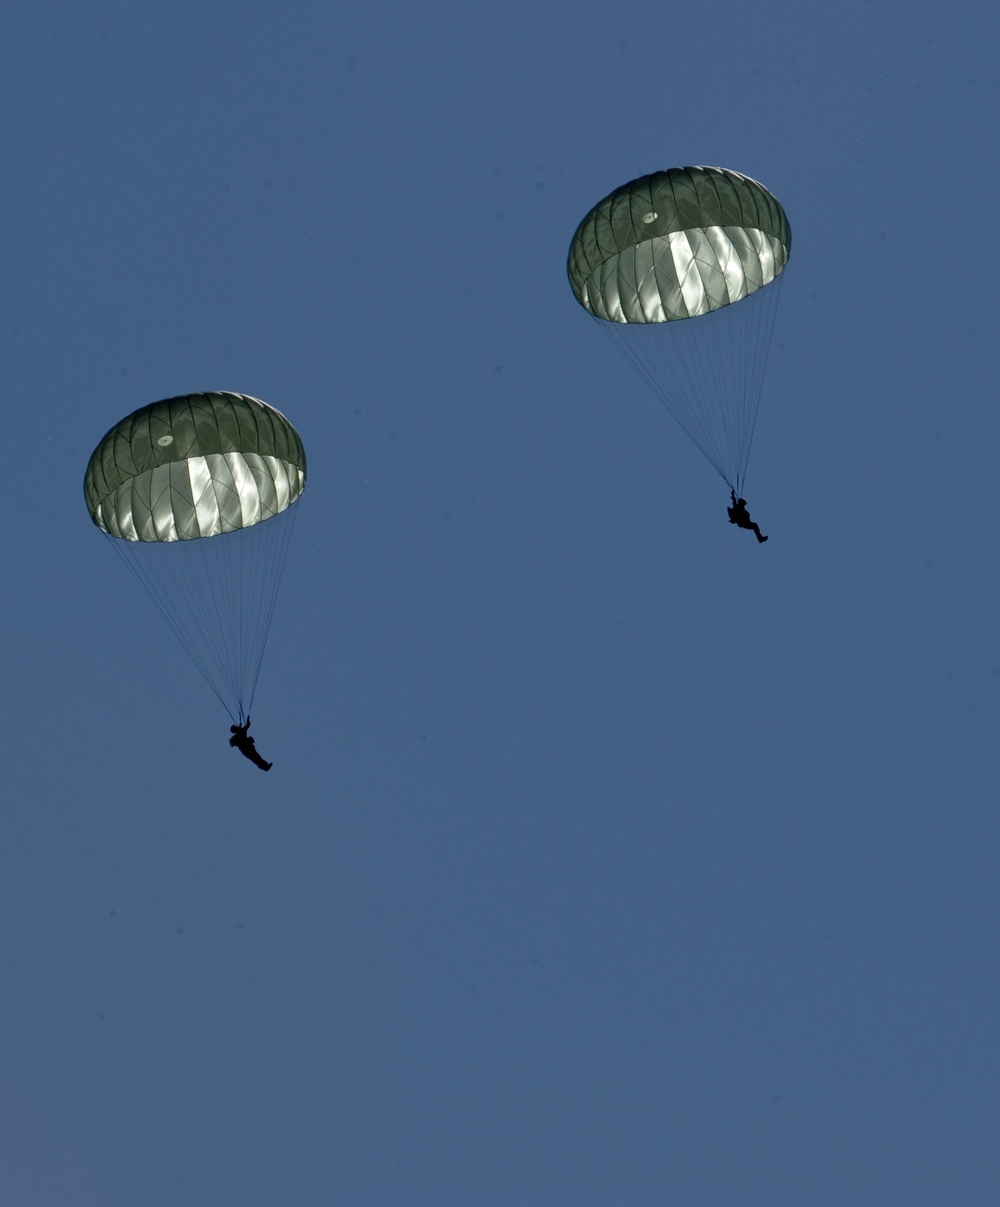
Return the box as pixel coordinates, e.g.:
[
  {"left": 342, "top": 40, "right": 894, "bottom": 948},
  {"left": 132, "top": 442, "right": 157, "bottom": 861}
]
[
  {"left": 229, "top": 716, "right": 272, "bottom": 771},
  {"left": 727, "top": 490, "right": 767, "bottom": 543}
]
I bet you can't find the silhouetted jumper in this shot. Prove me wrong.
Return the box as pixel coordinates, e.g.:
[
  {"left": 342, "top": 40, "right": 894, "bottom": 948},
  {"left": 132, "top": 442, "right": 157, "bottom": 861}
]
[
  {"left": 229, "top": 717, "right": 272, "bottom": 771},
  {"left": 727, "top": 490, "right": 768, "bottom": 543}
]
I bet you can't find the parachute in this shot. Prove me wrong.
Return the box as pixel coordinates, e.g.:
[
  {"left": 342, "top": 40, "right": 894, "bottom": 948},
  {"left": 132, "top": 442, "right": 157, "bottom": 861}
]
[
  {"left": 567, "top": 165, "right": 791, "bottom": 494},
  {"left": 84, "top": 391, "right": 307, "bottom": 722}
]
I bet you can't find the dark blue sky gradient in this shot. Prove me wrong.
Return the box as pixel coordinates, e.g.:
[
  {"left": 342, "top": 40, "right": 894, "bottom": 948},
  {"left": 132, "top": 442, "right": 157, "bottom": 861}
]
[{"left": 2, "top": 3, "right": 998, "bottom": 1204}]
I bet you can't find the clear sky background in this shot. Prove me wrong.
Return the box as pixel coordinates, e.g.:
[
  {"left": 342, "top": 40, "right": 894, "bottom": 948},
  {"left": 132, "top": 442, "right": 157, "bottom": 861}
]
[{"left": 2, "top": 2, "right": 998, "bottom": 1204}]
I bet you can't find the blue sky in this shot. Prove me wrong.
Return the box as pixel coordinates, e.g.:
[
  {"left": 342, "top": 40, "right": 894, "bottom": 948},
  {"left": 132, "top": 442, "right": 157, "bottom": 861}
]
[{"left": 2, "top": 2, "right": 998, "bottom": 1204}]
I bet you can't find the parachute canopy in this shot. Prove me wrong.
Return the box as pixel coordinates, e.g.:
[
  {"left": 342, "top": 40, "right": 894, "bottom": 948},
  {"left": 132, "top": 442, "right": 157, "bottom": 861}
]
[
  {"left": 84, "top": 392, "right": 307, "bottom": 723},
  {"left": 568, "top": 166, "right": 791, "bottom": 324},
  {"left": 85, "top": 391, "right": 306, "bottom": 542},
  {"left": 567, "top": 167, "right": 791, "bottom": 495}
]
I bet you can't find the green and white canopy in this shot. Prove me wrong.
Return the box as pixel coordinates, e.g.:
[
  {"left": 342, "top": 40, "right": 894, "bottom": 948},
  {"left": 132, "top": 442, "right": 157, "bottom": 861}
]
[
  {"left": 84, "top": 391, "right": 307, "bottom": 542},
  {"left": 567, "top": 166, "right": 791, "bottom": 324}
]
